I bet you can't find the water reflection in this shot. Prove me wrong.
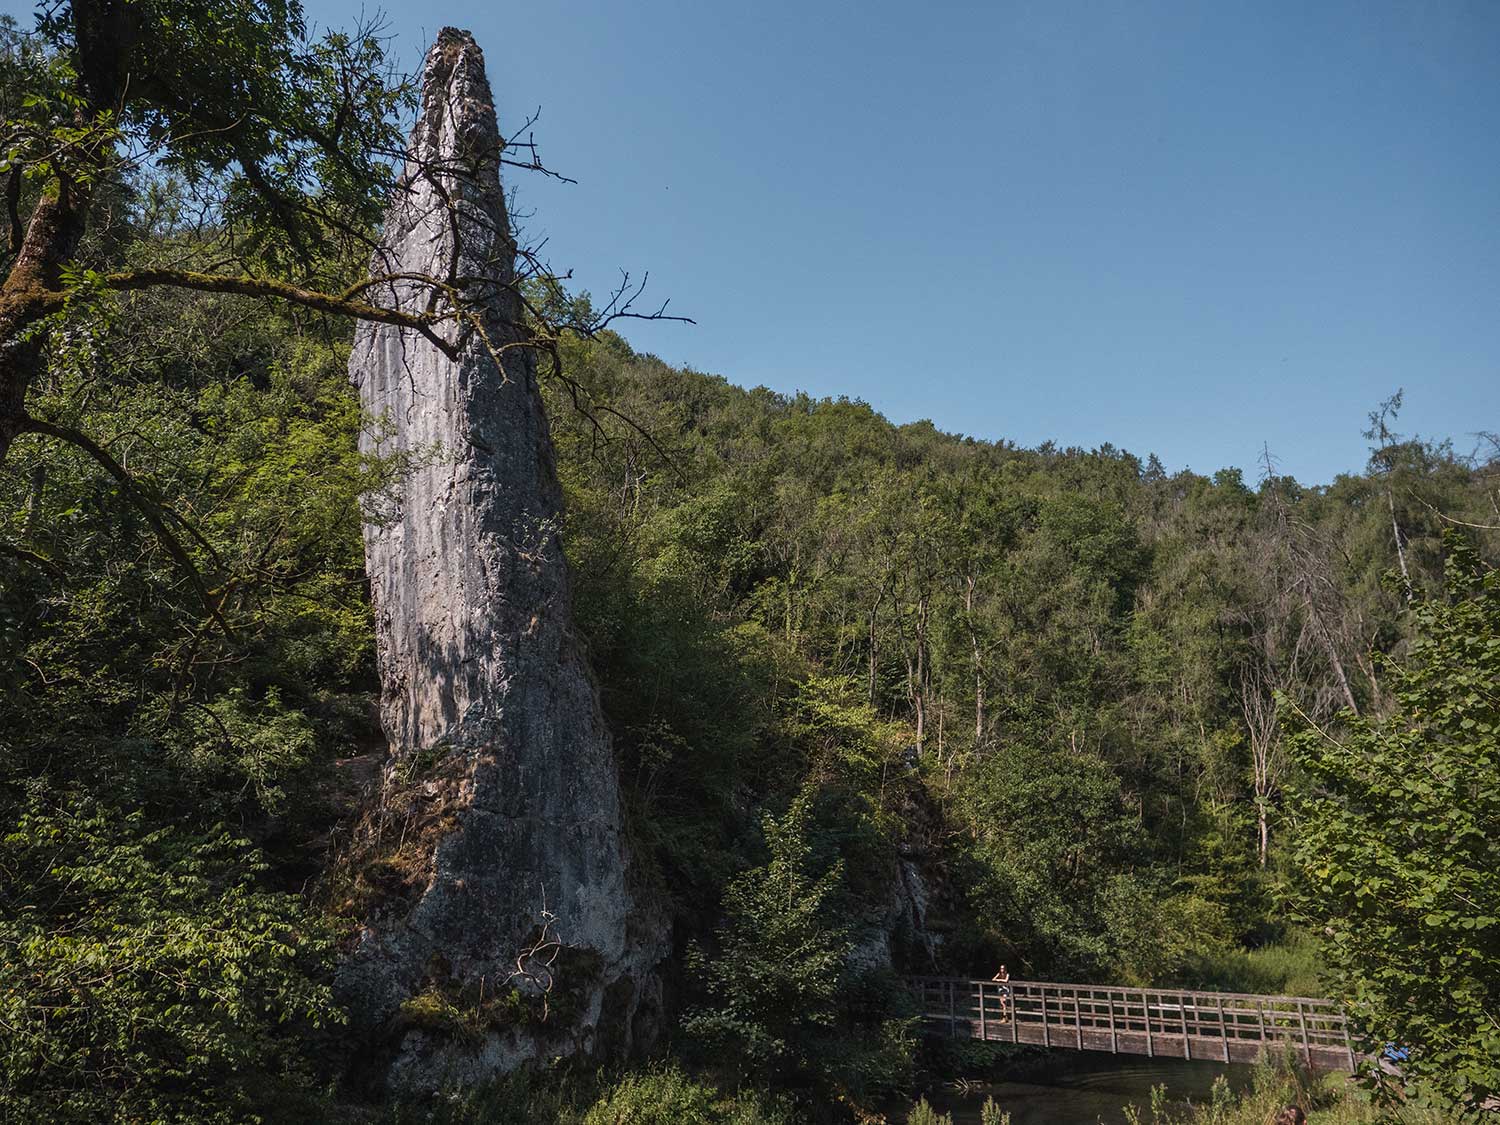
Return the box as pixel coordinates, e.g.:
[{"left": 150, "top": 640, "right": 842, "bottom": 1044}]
[{"left": 912, "top": 1053, "right": 1255, "bottom": 1125}]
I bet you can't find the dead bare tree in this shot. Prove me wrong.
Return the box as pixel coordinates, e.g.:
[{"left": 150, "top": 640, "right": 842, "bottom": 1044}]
[
  {"left": 1237, "top": 447, "right": 1370, "bottom": 861},
  {"left": 1257, "top": 447, "right": 1362, "bottom": 717},
  {"left": 1364, "top": 390, "right": 1414, "bottom": 604}
]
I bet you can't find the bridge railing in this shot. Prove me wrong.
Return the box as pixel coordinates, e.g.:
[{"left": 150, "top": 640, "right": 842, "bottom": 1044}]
[{"left": 905, "top": 977, "right": 1356, "bottom": 1071}]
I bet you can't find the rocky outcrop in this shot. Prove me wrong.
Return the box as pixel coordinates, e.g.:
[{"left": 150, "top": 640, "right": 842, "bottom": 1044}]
[
  {"left": 849, "top": 854, "right": 942, "bottom": 973},
  {"left": 339, "top": 28, "right": 662, "bottom": 1089}
]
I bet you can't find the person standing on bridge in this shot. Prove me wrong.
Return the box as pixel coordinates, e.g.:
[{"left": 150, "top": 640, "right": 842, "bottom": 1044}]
[{"left": 991, "top": 964, "right": 1012, "bottom": 1022}]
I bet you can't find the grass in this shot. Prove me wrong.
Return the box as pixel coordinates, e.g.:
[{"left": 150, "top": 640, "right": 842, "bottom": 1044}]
[
  {"left": 1176, "top": 932, "right": 1326, "bottom": 997},
  {"left": 1113, "top": 1049, "right": 1463, "bottom": 1125},
  {"left": 378, "top": 1062, "right": 800, "bottom": 1124}
]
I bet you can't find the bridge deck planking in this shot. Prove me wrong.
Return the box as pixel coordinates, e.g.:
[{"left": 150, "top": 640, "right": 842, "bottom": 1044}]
[{"left": 907, "top": 977, "right": 1359, "bottom": 1073}]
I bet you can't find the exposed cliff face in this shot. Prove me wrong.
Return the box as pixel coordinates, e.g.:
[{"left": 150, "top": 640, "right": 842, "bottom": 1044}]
[
  {"left": 339, "top": 28, "right": 662, "bottom": 1089},
  {"left": 849, "top": 855, "right": 941, "bottom": 973}
]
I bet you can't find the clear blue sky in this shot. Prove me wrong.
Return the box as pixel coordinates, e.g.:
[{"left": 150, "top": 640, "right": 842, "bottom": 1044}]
[{"left": 20, "top": 0, "right": 1500, "bottom": 483}]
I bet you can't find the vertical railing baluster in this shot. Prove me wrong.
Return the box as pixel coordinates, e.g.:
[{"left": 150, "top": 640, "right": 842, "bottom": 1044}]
[{"left": 1341, "top": 1005, "right": 1356, "bottom": 1072}]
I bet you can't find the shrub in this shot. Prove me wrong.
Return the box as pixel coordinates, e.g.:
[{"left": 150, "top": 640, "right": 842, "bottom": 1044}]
[
  {"left": 0, "top": 795, "right": 342, "bottom": 1123},
  {"left": 582, "top": 1066, "right": 796, "bottom": 1125},
  {"left": 906, "top": 1097, "right": 954, "bottom": 1125},
  {"left": 682, "top": 794, "right": 850, "bottom": 1079},
  {"left": 383, "top": 1064, "right": 796, "bottom": 1125}
]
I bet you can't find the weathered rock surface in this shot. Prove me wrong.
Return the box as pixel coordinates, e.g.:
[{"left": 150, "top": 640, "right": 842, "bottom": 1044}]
[
  {"left": 339, "top": 28, "right": 662, "bottom": 1089},
  {"left": 849, "top": 856, "right": 941, "bottom": 973}
]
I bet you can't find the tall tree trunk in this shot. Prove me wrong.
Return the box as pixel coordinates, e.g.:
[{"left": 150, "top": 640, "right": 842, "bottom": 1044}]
[
  {"left": 908, "top": 650, "right": 924, "bottom": 751},
  {"left": 974, "top": 669, "right": 985, "bottom": 744},
  {"left": 1355, "top": 646, "right": 1384, "bottom": 713},
  {"left": 911, "top": 592, "right": 929, "bottom": 752},
  {"left": 0, "top": 0, "right": 119, "bottom": 463},
  {"left": 965, "top": 574, "right": 986, "bottom": 744},
  {"left": 1242, "top": 655, "right": 1285, "bottom": 867},
  {"left": 1387, "top": 487, "right": 1413, "bottom": 603},
  {"left": 1, "top": 181, "right": 93, "bottom": 463}
]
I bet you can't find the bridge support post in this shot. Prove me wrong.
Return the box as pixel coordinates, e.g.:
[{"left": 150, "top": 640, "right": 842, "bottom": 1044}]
[
  {"left": 1040, "top": 985, "right": 1050, "bottom": 1048},
  {"left": 1296, "top": 1000, "right": 1311, "bottom": 1068},
  {"left": 978, "top": 981, "right": 987, "bottom": 1042},
  {"left": 1217, "top": 994, "right": 1229, "bottom": 1062},
  {"left": 1107, "top": 990, "right": 1118, "bottom": 1053},
  {"left": 1181, "top": 992, "right": 1191, "bottom": 1059},
  {"left": 1145, "top": 992, "right": 1154, "bottom": 1058},
  {"left": 947, "top": 979, "right": 957, "bottom": 1039}
]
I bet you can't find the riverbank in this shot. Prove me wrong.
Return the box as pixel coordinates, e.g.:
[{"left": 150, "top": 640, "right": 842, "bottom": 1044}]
[
  {"left": 901, "top": 1050, "right": 1465, "bottom": 1125},
  {"left": 905, "top": 1052, "right": 1254, "bottom": 1124}
]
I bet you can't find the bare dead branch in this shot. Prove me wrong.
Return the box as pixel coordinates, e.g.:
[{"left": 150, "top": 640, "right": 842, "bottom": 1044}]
[{"left": 1408, "top": 489, "right": 1500, "bottom": 532}]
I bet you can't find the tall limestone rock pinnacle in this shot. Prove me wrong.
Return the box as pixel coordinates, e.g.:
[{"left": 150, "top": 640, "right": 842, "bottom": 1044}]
[{"left": 340, "top": 28, "right": 662, "bottom": 1087}]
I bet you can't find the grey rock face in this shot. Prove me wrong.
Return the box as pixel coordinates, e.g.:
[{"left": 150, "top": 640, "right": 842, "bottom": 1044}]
[
  {"left": 848, "top": 857, "right": 940, "bottom": 973},
  {"left": 340, "top": 28, "right": 661, "bottom": 1088}
]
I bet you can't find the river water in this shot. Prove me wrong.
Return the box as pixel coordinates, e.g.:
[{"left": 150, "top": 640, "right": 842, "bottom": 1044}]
[{"left": 910, "top": 1053, "right": 1255, "bottom": 1124}]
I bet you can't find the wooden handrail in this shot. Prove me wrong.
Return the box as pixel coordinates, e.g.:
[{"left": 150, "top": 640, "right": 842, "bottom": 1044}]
[{"left": 905, "top": 976, "right": 1333, "bottom": 1005}]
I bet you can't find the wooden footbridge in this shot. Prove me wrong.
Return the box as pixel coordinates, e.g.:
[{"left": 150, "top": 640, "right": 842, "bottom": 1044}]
[{"left": 906, "top": 977, "right": 1358, "bottom": 1073}]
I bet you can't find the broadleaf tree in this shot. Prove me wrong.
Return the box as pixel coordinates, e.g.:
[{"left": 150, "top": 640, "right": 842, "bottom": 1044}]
[{"left": 1284, "top": 533, "right": 1499, "bottom": 1113}]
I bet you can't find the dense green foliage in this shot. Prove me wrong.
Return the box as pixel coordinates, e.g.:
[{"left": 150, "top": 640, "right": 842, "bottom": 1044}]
[
  {"left": 0, "top": 799, "right": 339, "bottom": 1122},
  {"left": 684, "top": 796, "right": 853, "bottom": 1071},
  {"left": 0, "top": 310, "right": 388, "bottom": 1115},
  {"left": 906, "top": 1097, "right": 954, "bottom": 1125},
  {"left": 0, "top": 324, "right": 391, "bottom": 800},
  {"left": 1285, "top": 536, "right": 1500, "bottom": 1114},
  {"left": 681, "top": 794, "right": 917, "bottom": 1099},
  {"left": 4, "top": 0, "right": 408, "bottom": 281},
  {"left": 1, "top": 85, "right": 395, "bottom": 1104}
]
